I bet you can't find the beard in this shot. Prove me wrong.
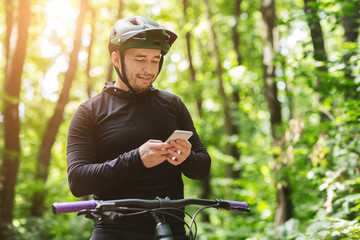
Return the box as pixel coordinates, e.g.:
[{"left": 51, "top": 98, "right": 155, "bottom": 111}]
[{"left": 130, "top": 74, "right": 156, "bottom": 93}]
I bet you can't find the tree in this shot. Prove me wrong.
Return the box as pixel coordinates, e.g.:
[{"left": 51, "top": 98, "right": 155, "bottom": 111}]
[
  {"left": 30, "top": 0, "right": 88, "bottom": 217},
  {"left": 0, "top": 0, "right": 31, "bottom": 238},
  {"left": 202, "top": 0, "right": 241, "bottom": 179},
  {"left": 341, "top": 0, "right": 360, "bottom": 99},
  {"left": 0, "top": 0, "right": 358, "bottom": 238},
  {"left": 229, "top": 0, "right": 243, "bottom": 178},
  {"left": 106, "top": 0, "right": 124, "bottom": 83},
  {"left": 182, "top": 0, "right": 211, "bottom": 222},
  {"left": 303, "top": 0, "right": 329, "bottom": 106},
  {"left": 261, "top": 0, "right": 293, "bottom": 227},
  {"left": 232, "top": 0, "right": 243, "bottom": 67},
  {"left": 85, "top": 5, "right": 96, "bottom": 99},
  {"left": 183, "top": 0, "right": 202, "bottom": 118}
]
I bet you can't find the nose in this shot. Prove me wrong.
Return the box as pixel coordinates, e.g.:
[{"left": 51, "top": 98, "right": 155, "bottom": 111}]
[{"left": 142, "top": 62, "right": 151, "bottom": 73}]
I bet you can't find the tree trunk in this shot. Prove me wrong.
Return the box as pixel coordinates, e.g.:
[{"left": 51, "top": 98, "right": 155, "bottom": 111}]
[
  {"left": 303, "top": 0, "right": 328, "bottom": 69},
  {"left": 183, "top": 0, "right": 202, "bottom": 118},
  {"left": 341, "top": 0, "right": 360, "bottom": 99},
  {"left": 274, "top": 180, "right": 293, "bottom": 225},
  {"left": 232, "top": 0, "right": 242, "bottom": 67},
  {"left": 261, "top": 0, "right": 282, "bottom": 138},
  {"left": 303, "top": 0, "right": 329, "bottom": 108},
  {"left": 341, "top": 0, "right": 360, "bottom": 44},
  {"left": 303, "top": 0, "right": 328, "bottom": 71},
  {"left": 30, "top": 0, "right": 88, "bottom": 217},
  {"left": 107, "top": 0, "right": 124, "bottom": 83},
  {"left": 86, "top": 6, "right": 96, "bottom": 99},
  {"left": 261, "top": 0, "right": 293, "bottom": 228},
  {"left": 183, "top": 0, "right": 210, "bottom": 222},
  {"left": 203, "top": 0, "right": 241, "bottom": 179},
  {"left": 185, "top": 32, "right": 203, "bottom": 117},
  {"left": 0, "top": 0, "right": 31, "bottom": 238},
  {"left": 229, "top": 0, "right": 243, "bottom": 178},
  {"left": 5, "top": 0, "right": 14, "bottom": 62}
]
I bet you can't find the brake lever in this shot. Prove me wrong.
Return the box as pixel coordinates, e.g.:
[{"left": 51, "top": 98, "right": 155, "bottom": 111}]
[
  {"left": 77, "top": 209, "right": 126, "bottom": 222},
  {"left": 77, "top": 209, "right": 102, "bottom": 220}
]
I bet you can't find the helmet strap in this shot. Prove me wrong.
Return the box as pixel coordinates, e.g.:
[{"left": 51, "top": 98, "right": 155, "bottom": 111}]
[
  {"left": 113, "top": 53, "right": 136, "bottom": 93},
  {"left": 157, "top": 55, "right": 164, "bottom": 78}
]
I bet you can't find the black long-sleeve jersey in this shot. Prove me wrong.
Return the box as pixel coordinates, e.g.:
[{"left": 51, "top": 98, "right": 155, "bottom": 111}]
[{"left": 66, "top": 82, "right": 211, "bottom": 234}]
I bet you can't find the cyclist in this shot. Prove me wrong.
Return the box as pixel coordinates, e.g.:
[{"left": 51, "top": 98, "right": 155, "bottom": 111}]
[{"left": 66, "top": 16, "right": 211, "bottom": 240}]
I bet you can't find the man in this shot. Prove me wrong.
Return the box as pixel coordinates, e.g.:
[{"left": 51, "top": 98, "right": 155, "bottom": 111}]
[{"left": 67, "top": 16, "right": 211, "bottom": 239}]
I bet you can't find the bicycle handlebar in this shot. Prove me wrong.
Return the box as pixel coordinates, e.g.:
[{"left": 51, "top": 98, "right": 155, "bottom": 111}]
[{"left": 52, "top": 198, "right": 249, "bottom": 215}]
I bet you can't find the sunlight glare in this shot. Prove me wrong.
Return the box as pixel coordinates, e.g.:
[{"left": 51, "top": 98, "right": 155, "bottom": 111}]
[
  {"left": 0, "top": 42, "right": 3, "bottom": 60},
  {"left": 0, "top": 26, "right": 4, "bottom": 57},
  {"left": 40, "top": 37, "right": 61, "bottom": 58},
  {"left": 167, "top": 63, "right": 176, "bottom": 74},
  {"left": 41, "top": 56, "right": 68, "bottom": 102},
  {"left": 41, "top": 0, "right": 77, "bottom": 100},
  {"left": 229, "top": 65, "right": 246, "bottom": 79},
  {"left": 171, "top": 53, "right": 181, "bottom": 63},
  {"left": 24, "top": 78, "right": 35, "bottom": 101},
  {"left": 277, "top": 81, "right": 286, "bottom": 90},
  {"left": 82, "top": 25, "right": 92, "bottom": 47},
  {"left": 150, "top": 5, "right": 161, "bottom": 16},
  {"left": 79, "top": 50, "right": 88, "bottom": 62},
  {"left": 45, "top": 0, "right": 77, "bottom": 35},
  {"left": 287, "top": 25, "right": 307, "bottom": 48},
  {"left": 178, "top": 60, "right": 189, "bottom": 72}
]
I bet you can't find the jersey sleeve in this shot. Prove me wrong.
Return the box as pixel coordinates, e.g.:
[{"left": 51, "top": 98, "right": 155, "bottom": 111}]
[
  {"left": 66, "top": 104, "right": 146, "bottom": 197},
  {"left": 174, "top": 97, "right": 211, "bottom": 180}
]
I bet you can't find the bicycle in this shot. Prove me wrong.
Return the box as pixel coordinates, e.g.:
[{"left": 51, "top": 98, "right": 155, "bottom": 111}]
[{"left": 52, "top": 197, "right": 250, "bottom": 240}]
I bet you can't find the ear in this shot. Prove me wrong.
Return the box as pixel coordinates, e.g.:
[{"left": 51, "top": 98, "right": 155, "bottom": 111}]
[{"left": 111, "top": 51, "right": 121, "bottom": 68}]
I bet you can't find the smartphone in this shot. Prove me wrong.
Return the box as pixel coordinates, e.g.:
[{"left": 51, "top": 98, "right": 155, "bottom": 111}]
[{"left": 166, "top": 130, "right": 193, "bottom": 142}]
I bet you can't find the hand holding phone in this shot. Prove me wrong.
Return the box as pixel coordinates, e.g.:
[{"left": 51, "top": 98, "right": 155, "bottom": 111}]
[{"left": 165, "top": 130, "right": 193, "bottom": 164}]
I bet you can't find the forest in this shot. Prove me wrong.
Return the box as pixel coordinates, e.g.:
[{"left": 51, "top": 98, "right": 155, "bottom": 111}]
[{"left": 0, "top": 0, "right": 359, "bottom": 239}]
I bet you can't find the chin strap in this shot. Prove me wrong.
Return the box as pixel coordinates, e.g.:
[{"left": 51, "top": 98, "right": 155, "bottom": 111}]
[
  {"left": 114, "top": 53, "right": 136, "bottom": 94},
  {"left": 157, "top": 56, "right": 164, "bottom": 78}
]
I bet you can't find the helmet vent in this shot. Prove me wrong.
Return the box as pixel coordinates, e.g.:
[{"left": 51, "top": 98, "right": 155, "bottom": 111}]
[{"left": 130, "top": 19, "right": 139, "bottom": 25}]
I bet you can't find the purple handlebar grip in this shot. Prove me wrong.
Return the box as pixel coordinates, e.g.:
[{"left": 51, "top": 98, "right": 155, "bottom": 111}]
[
  {"left": 52, "top": 200, "right": 97, "bottom": 214},
  {"left": 223, "top": 200, "right": 248, "bottom": 208}
]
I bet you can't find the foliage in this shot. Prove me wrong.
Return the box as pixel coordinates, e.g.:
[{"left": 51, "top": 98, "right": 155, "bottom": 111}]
[
  {"left": 283, "top": 100, "right": 360, "bottom": 240},
  {"left": 0, "top": 0, "right": 359, "bottom": 239}
]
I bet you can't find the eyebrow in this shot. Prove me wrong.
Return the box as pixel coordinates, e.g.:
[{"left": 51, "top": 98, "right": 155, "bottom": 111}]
[{"left": 135, "top": 54, "right": 160, "bottom": 59}]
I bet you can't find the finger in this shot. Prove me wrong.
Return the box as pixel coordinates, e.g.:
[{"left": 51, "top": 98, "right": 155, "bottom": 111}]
[
  {"left": 166, "top": 147, "right": 179, "bottom": 158},
  {"left": 150, "top": 142, "right": 172, "bottom": 150},
  {"left": 167, "top": 156, "right": 180, "bottom": 165},
  {"left": 154, "top": 148, "right": 171, "bottom": 157},
  {"left": 169, "top": 141, "right": 191, "bottom": 159},
  {"left": 167, "top": 149, "right": 186, "bottom": 165},
  {"left": 167, "top": 147, "right": 180, "bottom": 157},
  {"left": 171, "top": 139, "right": 191, "bottom": 150}
]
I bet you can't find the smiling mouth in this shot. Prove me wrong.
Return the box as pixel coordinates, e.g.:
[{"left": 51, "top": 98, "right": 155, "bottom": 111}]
[{"left": 137, "top": 75, "right": 153, "bottom": 82}]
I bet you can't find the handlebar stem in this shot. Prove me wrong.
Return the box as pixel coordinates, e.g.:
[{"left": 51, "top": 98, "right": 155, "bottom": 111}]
[{"left": 152, "top": 212, "right": 174, "bottom": 240}]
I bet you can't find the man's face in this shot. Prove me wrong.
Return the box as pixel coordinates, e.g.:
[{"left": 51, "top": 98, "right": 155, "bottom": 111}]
[{"left": 122, "top": 48, "right": 161, "bottom": 93}]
